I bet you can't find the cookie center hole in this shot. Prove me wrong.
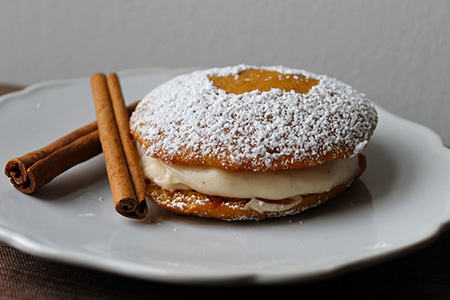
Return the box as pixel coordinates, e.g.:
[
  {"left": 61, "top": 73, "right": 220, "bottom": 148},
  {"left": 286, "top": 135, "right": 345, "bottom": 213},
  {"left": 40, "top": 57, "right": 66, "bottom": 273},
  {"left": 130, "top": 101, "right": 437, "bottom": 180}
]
[{"left": 209, "top": 69, "right": 319, "bottom": 94}]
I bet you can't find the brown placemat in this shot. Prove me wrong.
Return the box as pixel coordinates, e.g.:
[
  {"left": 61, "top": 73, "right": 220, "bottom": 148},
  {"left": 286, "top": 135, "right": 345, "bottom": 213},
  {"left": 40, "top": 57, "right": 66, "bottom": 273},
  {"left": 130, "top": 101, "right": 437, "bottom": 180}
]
[
  {"left": 0, "top": 85, "right": 23, "bottom": 96},
  {"left": 1, "top": 84, "right": 449, "bottom": 299}
]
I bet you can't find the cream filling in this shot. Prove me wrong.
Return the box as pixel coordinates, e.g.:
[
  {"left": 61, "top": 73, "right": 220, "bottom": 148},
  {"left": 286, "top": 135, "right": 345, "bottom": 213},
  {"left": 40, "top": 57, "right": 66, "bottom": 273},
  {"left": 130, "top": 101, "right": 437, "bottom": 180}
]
[
  {"left": 245, "top": 196, "right": 305, "bottom": 213},
  {"left": 137, "top": 144, "right": 360, "bottom": 212}
]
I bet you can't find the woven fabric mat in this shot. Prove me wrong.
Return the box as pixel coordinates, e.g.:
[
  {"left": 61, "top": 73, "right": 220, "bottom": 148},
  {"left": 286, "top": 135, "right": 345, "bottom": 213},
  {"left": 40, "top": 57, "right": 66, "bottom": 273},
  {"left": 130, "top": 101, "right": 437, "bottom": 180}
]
[{"left": 1, "top": 84, "right": 449, "bottom": 299}]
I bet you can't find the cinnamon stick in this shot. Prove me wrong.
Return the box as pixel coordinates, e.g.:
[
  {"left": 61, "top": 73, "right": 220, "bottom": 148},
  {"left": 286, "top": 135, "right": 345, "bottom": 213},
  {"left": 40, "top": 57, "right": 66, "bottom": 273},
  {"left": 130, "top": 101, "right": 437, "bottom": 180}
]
[
  {"left": 91, "top": 73, "right": 147, "bottom": 219},
  {"left": 4, "top": 102, "right": 139, "bottom": 194},
  {"left": 107, "top": 74, "right": 147, "bottom": 208}
]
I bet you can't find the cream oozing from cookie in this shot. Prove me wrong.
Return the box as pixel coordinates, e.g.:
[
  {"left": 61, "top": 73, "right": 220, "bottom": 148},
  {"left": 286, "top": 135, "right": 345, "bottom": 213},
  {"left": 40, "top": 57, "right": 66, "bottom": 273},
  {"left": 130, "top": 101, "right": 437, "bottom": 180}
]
[
  {"left": 137, "top": 144, "right": 360, "bottom": 201},
  {"left": 245, "top": 196, "right": 305, "bottom": 213}
]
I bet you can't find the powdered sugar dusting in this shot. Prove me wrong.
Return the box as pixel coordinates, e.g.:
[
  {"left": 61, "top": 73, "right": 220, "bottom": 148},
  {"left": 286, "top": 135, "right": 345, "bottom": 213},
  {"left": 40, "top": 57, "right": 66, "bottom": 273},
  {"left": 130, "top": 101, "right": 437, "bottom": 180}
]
[{"left": 130, "top": 65, "right": 377, "bottom": 171}]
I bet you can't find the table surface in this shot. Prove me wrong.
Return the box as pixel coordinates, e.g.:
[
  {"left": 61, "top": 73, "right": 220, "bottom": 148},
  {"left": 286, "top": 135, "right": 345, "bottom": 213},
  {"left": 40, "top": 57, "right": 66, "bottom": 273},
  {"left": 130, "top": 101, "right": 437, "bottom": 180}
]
[{"left": 0, "top": 84, "right": 449, "bottom": 299}]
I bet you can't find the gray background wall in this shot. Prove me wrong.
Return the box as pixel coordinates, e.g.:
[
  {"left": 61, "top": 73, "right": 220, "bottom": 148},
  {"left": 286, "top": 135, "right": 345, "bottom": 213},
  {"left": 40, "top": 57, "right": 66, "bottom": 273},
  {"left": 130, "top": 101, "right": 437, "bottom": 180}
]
[{"left": 1, "top": 0, "right": 449, "bottom": 145}]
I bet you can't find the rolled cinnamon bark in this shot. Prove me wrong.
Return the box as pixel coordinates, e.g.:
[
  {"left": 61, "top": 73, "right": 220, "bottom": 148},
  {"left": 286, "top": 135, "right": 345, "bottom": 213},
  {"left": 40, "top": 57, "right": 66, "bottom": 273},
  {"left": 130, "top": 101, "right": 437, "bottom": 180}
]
[
  {"left": 91, "top": 73, "right": 147, "bottom": 219},
  {"left": 107, "top": 73, "right": 147, "bottom": 213},
  {"left": 4, "top": 102, "right": 139, "bottom": 194}
]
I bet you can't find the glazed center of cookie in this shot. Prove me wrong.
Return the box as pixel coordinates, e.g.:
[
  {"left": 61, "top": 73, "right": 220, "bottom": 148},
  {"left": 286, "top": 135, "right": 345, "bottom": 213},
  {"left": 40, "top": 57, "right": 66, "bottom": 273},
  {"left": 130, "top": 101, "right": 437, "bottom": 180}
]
[{"left": 209, "top": 69, "right": 319, "bottom": 94}]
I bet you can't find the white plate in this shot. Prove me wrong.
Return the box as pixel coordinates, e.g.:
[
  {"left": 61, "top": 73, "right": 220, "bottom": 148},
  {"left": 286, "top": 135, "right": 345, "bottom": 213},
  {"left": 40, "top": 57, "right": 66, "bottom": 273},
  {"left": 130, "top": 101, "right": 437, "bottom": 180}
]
[{"left": 0, "top": 68, "right": 449, "bottom": 285}]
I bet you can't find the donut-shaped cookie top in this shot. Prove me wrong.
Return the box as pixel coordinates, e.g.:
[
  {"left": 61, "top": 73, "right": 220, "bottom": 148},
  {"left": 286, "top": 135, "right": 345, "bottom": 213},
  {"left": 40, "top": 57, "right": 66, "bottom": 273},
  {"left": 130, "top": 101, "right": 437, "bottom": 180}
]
[{"left": 130, "top": 65, "right": 377, "bottom": 171}]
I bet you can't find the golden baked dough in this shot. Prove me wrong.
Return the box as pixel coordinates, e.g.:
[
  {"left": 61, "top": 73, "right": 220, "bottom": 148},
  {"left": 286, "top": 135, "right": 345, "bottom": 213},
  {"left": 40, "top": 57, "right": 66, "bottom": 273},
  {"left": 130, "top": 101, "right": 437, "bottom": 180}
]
[
  {"left": 131, "top": 65, "right": 377, "bottom": 172},
  {"left": 209, "top": 69, "right": 319, "bottom": 94}
]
